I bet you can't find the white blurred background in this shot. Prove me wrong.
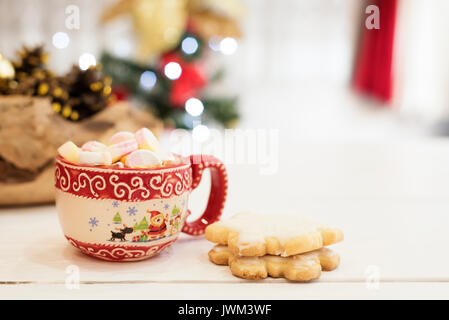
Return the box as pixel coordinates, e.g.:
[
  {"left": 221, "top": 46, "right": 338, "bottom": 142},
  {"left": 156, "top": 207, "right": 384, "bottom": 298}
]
[
  {"left": 1, "top": 0, "right": 449, "bottom": 140},
  {"left": 2, "top": 0, "right": 449, "bottom": 214}
]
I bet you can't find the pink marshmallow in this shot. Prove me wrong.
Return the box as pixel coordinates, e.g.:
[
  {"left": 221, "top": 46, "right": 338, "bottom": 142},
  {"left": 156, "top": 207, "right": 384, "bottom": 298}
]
[
  {"left": 107, "top": 139, "right": 138, "bottom": 162},
  {"left": 81, "top": 141, "right": 107, "bottom": 152},
  {"left": 135, "top": 128, "right": 159, "bottom": 152},
  {"left": 125, "top": 150, "right": 162, "bottom": 168},
  {"left": 108, "top": 131, "right": 135, "bottom": 145}
]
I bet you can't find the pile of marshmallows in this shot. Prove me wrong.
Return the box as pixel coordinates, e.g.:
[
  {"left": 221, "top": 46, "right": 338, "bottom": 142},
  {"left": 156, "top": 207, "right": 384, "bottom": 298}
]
[{"left": 57, "top": 128, "right": 175, "bottom": 168}]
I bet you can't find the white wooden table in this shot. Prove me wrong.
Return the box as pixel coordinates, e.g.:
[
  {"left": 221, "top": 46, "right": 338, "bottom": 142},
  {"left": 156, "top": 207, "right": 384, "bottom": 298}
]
[{"left": 1, "top": 139, "right": 449, "bottom": 299}]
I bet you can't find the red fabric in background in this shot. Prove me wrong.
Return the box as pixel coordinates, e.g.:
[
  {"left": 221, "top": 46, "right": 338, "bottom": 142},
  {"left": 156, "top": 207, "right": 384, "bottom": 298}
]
[{"left": 353, "top": 0, "right": 398, "bottom": 103}]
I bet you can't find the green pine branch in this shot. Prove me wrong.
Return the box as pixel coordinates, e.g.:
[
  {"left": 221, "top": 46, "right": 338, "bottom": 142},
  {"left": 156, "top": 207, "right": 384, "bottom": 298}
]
[{"left": 100, "top": 51, "right": 239, "bottom": 128}]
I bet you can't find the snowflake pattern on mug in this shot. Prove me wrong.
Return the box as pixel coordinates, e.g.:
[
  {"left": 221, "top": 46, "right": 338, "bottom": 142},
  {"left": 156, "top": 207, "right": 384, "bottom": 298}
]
[
  {"left": 127, "top": 206, "right": 137, "bottom": 216},
  {"left": 88, "top": 217, "right": 99, "bottom": 232}
]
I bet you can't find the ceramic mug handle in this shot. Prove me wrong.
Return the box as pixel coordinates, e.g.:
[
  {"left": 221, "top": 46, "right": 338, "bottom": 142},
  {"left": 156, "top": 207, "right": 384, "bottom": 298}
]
[{"left": 181, "top": 155, "right": 228, "bottom": 235}]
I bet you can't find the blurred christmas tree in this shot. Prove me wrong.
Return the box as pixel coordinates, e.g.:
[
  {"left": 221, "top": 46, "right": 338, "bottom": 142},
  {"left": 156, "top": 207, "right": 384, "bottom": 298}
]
[{"left": 100, "top": 0, "right": 244, "bottom": 129}]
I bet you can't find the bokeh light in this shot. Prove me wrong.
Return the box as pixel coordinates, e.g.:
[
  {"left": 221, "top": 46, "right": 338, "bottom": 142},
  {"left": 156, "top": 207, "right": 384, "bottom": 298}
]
[
  {"left": 185, "top": 98, "right": 204, "bottom": 116},
  {"left": 181, "top": 37, "right": 199, "bottom": 55},
  {"left": 139, "top": 71, "right": 157, "bottom": 90},
  {"left": 192, "top": 124, "right": 210, "bottom": 142},
  {"left": 78, "top": 53, "right": 96, "bottom": 70},
  {"left": 220, "top": 37, "right": 238, "bottom": 55},
  {"left": 209, "top": 36, "right": 222, "bottom": 51},
  {"left": 164, "top": 62, "right": 182, "bottom": 80},
  {"left": 52, "top": 32, "right": 70, "bottom": 49}
]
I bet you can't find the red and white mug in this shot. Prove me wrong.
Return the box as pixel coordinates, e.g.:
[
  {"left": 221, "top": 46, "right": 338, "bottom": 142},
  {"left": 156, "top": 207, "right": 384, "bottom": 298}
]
[{"left": 55, "top": 154, "right": 227, "bottom": 261}]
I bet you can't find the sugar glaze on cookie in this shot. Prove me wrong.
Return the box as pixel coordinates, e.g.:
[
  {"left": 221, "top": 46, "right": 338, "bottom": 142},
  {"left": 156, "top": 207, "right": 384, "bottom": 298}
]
[
  {"left": 217, "top": 212, "right": 324, "bottom": 244},
  {"left": 205, "top": 212, "right": 344, "bottom": 257}
]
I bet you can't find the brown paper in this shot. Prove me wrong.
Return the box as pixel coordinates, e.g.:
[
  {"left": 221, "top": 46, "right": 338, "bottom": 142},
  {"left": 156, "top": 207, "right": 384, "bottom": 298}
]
[{"left": 0, "top": 95, "right": 163, "bottom": 206}]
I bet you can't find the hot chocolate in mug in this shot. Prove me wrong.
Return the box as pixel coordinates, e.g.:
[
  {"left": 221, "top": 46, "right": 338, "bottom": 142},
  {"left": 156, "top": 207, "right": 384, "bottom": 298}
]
[{"left": 55, "top": 154, "right": 227, "bottom": 261}]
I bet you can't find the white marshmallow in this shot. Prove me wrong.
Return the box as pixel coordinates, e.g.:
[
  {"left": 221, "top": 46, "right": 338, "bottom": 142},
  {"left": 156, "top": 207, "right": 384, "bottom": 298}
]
[
  {"left": 58, "top": 141, "right": 80, "bottom": 163},
  {"left": 108, "top": 131, "right": 135, "bottom": 145},
  {"left": 125, "top": 150, "right": 162, "bottom": 168},
  {"left": 135, "top": 128, "right": 159, "bottom": 152},
  {"left": 78, "top": 151, "right": 112, "bottom": 166}
]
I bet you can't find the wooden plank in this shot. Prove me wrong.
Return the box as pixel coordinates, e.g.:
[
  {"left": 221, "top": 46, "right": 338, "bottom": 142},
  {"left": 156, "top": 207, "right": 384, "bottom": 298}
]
[
  {"left": 2, "top": 141, "right": 449, "bottom": 284},
  {"left": 1, "top": 282, "right": 448, "bottom": 300},
  {"left": 1, "top": 201, "right": 449, "bottom": 283}
]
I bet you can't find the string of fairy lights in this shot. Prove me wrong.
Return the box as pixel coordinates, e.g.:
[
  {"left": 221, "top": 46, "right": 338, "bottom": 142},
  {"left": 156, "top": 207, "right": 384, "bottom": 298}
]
[{"left": 52, "top": 30, "right": 239, "bottom": 141}]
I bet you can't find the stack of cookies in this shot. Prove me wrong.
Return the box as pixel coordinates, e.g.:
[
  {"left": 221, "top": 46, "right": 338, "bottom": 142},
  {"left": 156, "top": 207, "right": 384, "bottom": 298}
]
[{"left": 205, "top": 212, "right": 344, "bottom": 281}]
